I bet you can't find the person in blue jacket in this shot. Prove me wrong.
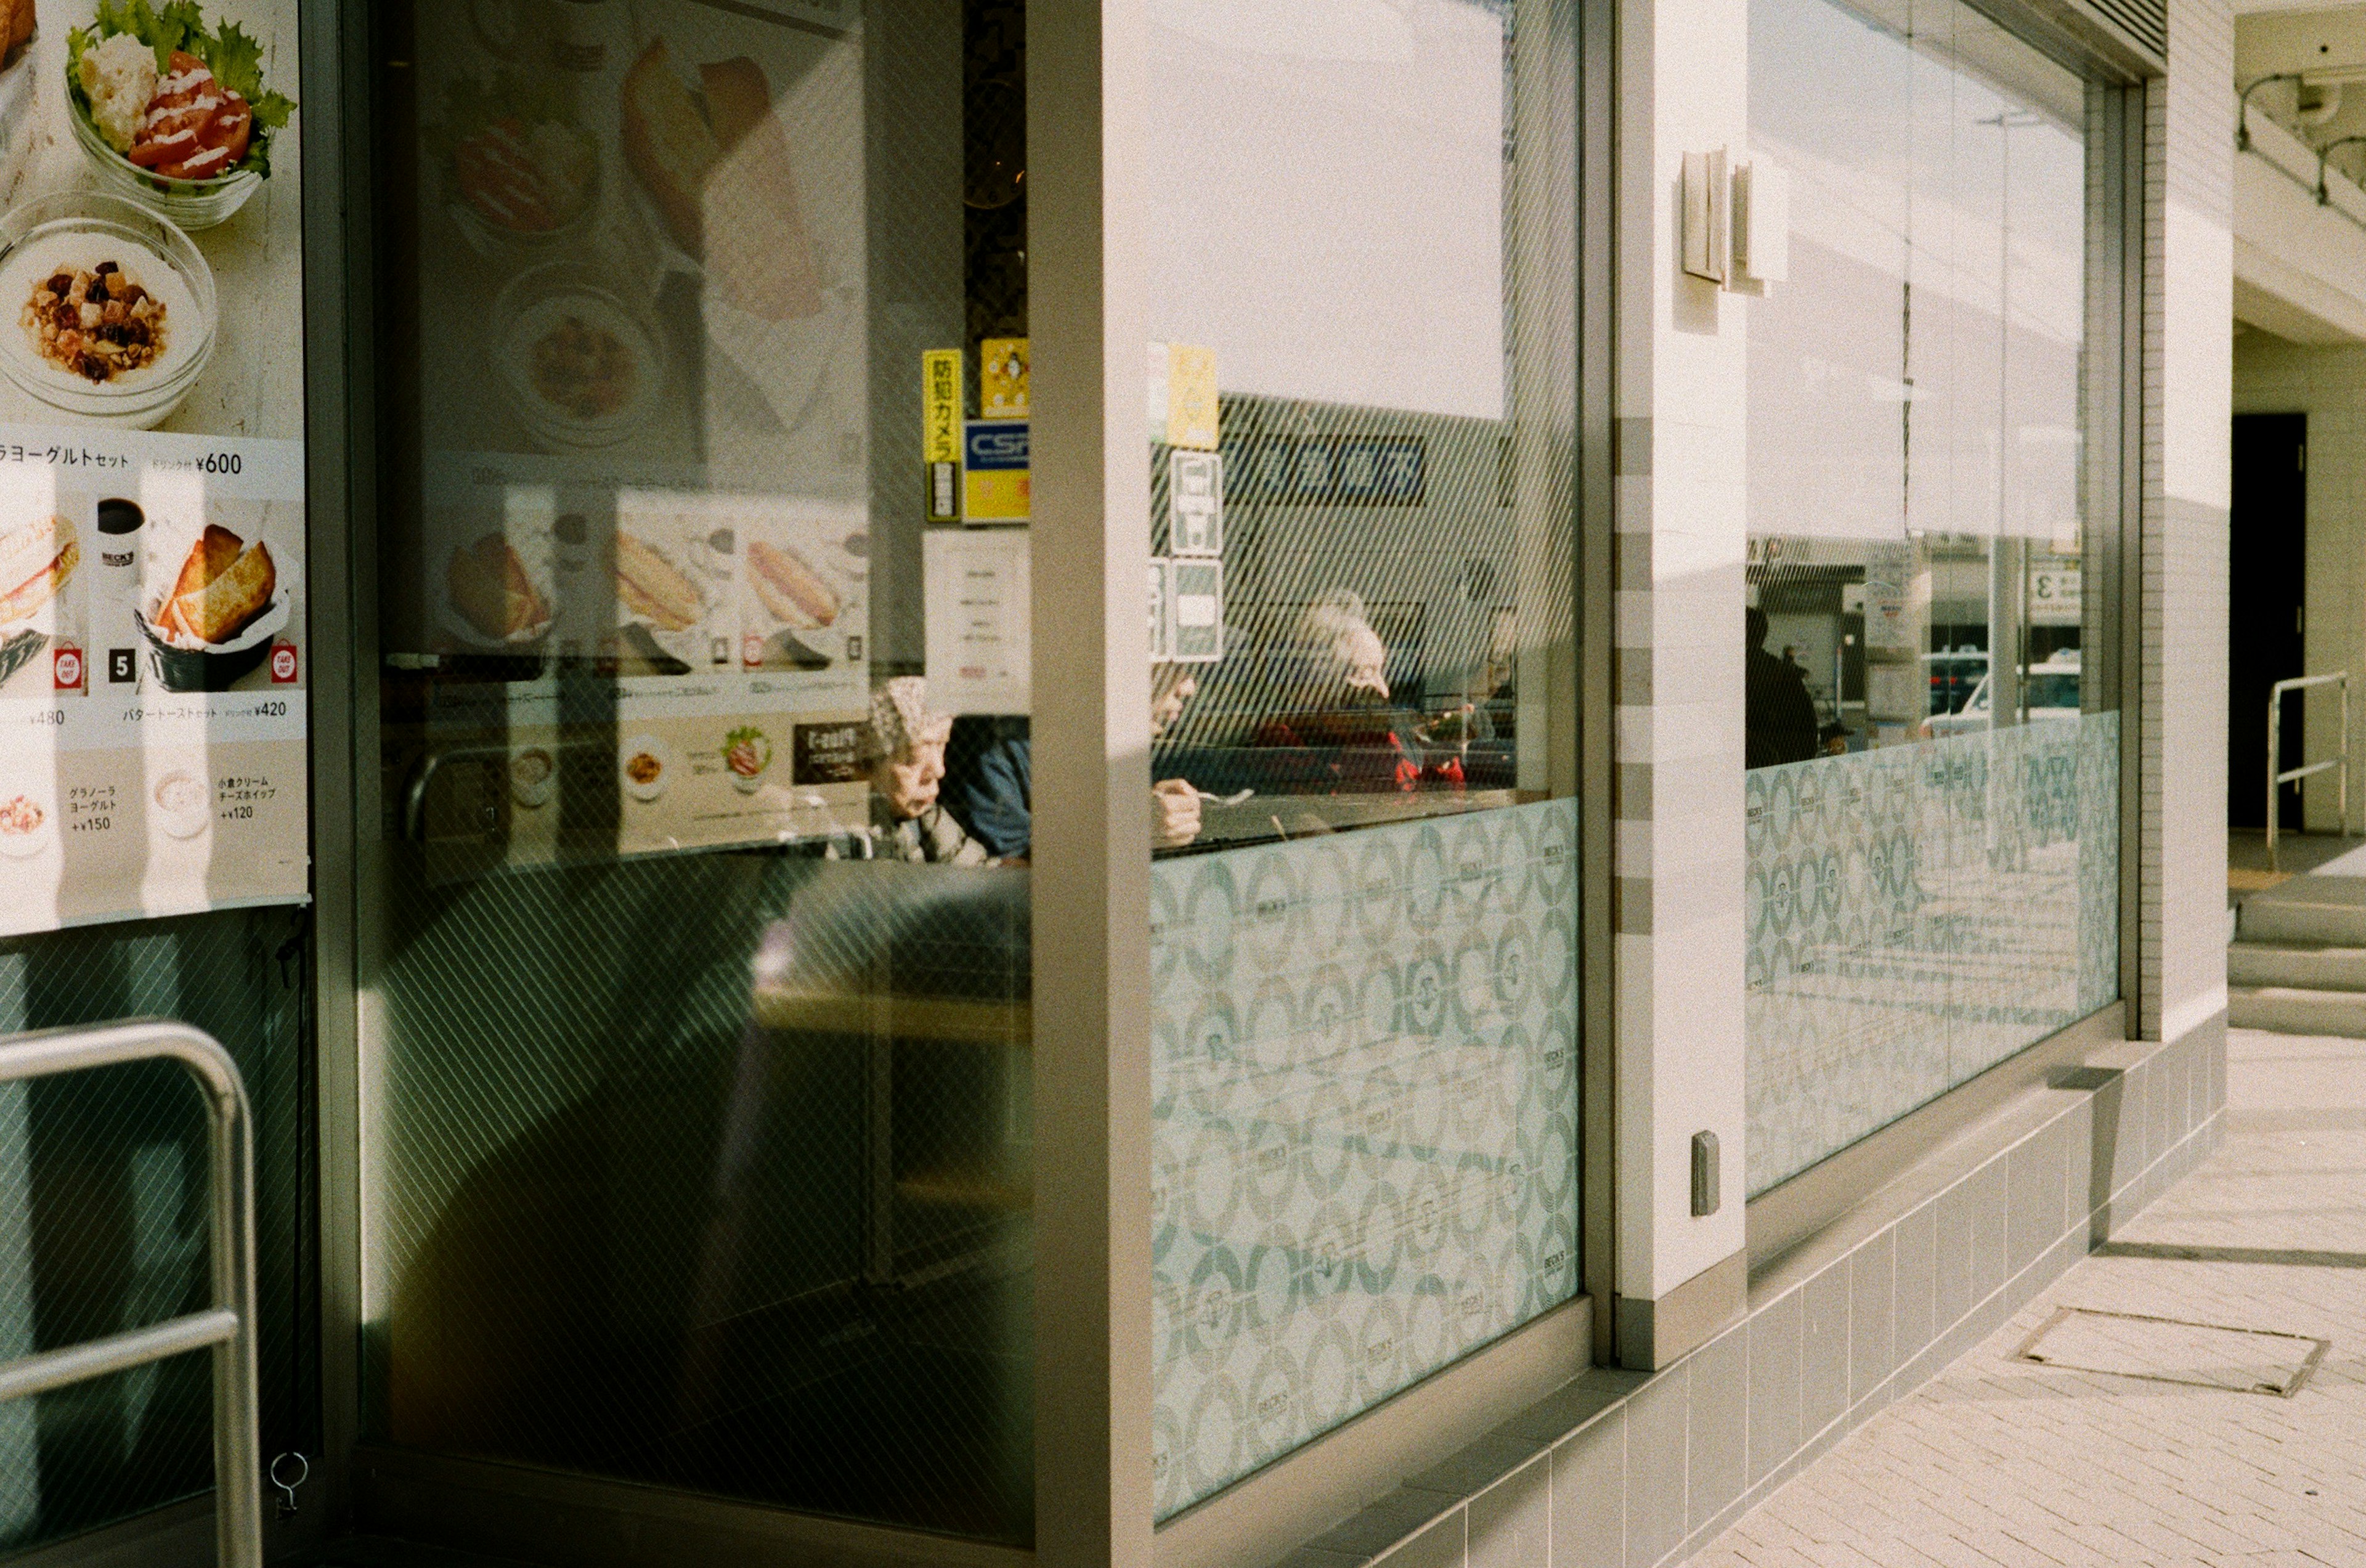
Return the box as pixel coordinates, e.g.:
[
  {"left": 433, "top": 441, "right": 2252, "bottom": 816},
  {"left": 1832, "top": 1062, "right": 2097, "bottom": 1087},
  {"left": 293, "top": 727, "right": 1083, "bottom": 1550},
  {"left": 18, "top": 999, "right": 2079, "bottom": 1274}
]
[{"left": 943, "top": 665, "right": 1203, "bottom": 862}]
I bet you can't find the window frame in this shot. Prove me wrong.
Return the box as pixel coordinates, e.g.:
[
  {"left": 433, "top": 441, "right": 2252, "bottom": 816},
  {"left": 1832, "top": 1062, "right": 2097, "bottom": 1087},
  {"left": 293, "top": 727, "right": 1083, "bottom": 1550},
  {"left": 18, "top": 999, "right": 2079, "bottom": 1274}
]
[{"left": 1734, "top": 20, "right": 2152, "bottom": 1266}]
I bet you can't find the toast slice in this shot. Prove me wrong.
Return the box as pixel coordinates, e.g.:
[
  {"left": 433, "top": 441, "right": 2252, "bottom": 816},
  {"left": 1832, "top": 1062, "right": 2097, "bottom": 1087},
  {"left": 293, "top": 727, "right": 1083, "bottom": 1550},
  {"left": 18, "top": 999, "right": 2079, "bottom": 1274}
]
[
  {"left": 449, "top": 535, "right": 548, "bottom": 639},
  {"left": 166, "top": 530, "right": 275, "bottom": 645},
  {"left": 620, "top": 40, "right": 715, "bottom": 258},
  {"left": 699, "top": 58, "right": 823, "bottom": 320},
  {"left": 168, "top": 524, "right": 242, "bottom": 604}
]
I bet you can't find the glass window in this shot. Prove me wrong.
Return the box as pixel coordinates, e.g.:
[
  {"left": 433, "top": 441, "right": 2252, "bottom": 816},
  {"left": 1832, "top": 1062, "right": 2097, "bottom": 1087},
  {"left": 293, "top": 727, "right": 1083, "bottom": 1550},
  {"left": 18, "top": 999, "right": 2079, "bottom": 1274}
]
[
  {"left": 365, "top": 1, "right": 1033, "bottom": 1544},
  {"left": 0, "top": 912, "right": 311, "bottom": 1553},
  {"left": 1138, "top": 0, "right": 1580, "bottom": 1516},
  {"left": 1743, "top": 0, "right": 2119, "bottom": 1196}
]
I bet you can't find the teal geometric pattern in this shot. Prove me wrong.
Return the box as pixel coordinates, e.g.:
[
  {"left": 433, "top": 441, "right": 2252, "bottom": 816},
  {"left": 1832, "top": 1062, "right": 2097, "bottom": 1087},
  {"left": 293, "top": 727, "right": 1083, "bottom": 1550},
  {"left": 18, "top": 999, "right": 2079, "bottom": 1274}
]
[
  {"left": 1746, "top": 715, "right": 2120, "bottom": 1196},
  {"left": 1148, "top": 798, "right": 1580, "bottom": 1519}
]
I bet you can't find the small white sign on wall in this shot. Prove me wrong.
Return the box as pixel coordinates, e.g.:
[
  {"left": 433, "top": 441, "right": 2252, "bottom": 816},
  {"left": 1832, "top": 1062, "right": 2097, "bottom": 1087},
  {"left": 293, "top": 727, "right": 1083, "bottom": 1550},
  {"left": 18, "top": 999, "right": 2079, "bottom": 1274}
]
[{"left": 924, "top": 529, "right": 1031, "bottom": 713}]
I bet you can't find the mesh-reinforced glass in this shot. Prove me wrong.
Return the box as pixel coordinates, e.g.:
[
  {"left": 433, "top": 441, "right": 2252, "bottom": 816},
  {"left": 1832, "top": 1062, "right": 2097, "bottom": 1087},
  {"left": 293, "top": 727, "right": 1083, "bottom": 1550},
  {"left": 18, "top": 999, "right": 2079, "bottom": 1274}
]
[
  {"left": 1140, "top": 0, "right": 1581, "bottom": 1517},
  {"left": 365, "top": 0, "right": 1034, "bottom": 1544},
  {"left": 0, "top": 909, "right": 314, "bottom": 1554}
]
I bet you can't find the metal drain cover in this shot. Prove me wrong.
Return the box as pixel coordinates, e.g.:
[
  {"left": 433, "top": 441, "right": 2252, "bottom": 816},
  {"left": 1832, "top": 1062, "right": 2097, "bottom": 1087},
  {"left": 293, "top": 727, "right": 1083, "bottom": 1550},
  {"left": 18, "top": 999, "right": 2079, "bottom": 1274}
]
[{"left": 2013, "top": 1307, "right": 2328, "bottom": 1397}]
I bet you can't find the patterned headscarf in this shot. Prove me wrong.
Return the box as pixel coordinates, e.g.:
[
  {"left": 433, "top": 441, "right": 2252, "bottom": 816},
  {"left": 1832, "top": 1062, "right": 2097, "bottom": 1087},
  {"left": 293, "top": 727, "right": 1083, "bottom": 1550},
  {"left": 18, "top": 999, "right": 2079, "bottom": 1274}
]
[{"left": 871, "top": 676, "right": 952, "bottom": 760}]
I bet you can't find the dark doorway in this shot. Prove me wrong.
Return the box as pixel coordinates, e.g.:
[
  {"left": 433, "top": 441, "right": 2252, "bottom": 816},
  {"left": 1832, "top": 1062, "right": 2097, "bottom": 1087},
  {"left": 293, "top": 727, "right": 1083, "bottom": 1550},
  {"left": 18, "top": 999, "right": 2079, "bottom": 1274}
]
[{"left": 2230, "top": 413, "right": 2309, "bottom": 830}]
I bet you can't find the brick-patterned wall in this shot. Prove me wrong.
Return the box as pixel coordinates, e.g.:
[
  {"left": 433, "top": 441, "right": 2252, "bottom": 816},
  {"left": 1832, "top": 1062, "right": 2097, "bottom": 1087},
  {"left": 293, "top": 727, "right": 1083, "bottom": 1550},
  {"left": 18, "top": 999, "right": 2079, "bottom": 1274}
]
[
  {"left": 1609, "top": 0, "right": 1753, "bottom": 1319},
  {"left": 2142, "top": 0, "right": 2234, "bottom": 1044}
]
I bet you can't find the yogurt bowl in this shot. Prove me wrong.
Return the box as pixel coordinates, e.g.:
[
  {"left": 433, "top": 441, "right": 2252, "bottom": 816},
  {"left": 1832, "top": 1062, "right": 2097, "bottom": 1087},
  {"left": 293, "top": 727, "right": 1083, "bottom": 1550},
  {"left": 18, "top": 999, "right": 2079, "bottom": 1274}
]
[{"left": 0, "top": 192, "right": 216, "bottom": 428}]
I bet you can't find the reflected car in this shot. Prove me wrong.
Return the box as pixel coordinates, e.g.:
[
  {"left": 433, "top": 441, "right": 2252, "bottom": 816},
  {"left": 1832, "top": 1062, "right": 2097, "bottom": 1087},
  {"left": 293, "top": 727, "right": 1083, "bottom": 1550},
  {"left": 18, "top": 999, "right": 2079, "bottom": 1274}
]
[
  {"left": 1918, "top": 656, "right": 2082, "bottom": 739},
  {"left": 1922, "top": 651, "right": 1989, "bottom": 718}
]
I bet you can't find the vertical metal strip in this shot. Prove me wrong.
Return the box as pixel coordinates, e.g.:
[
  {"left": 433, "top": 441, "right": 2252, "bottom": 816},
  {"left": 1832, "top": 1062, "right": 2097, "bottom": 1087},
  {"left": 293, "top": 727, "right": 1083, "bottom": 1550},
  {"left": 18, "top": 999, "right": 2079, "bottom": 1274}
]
[
  {"left": 1030, "top": 1, "right": 1156, "bottom": 1563},
  {"left": 1579, "top": 0, "right": 1620, "bottom": 1369},
  {"left": 2118, "top": 82, "right": 2148, "bottom": 1032},
  {"left": 304, "top": 0, "right": 371, "bottom": 1524},
  {"left": 208, "top": 1044, "right": 264, "bottom": 1568}
]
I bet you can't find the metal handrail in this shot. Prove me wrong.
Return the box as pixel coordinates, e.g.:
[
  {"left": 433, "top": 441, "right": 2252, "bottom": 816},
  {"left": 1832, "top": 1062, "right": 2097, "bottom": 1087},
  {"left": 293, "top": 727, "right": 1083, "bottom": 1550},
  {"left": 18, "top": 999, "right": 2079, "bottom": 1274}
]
[
  {"left": 0, "top": 1020, "right": 260, "bottom": 1567},
  {"left": 2269, "top": 671, "right": 2354, "bottom": 871}
]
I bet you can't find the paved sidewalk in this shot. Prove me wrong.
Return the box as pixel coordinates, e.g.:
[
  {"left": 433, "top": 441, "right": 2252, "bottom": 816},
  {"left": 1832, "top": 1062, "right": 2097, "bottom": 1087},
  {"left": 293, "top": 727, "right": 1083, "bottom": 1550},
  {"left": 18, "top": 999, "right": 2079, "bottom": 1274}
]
[{"left": 1696, "top": 1028, "right": 2366, "bottom": 1568}]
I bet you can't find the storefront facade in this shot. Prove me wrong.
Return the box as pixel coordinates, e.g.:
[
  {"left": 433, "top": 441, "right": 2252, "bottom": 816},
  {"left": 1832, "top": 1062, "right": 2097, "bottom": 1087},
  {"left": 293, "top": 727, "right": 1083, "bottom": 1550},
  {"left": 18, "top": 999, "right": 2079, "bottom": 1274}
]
[{"left": 0, "top": 0, "right": 2230, "bottom": 1564}]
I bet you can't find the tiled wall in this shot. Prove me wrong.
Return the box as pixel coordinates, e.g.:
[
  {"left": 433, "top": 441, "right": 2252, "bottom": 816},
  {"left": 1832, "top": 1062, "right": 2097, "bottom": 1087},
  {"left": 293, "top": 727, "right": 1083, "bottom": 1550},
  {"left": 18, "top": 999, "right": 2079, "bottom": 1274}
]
[
  {"left": 1269, "top": 1016, "right": 2226, "bottom": 1568},
  {"left": 2140, "top": 0, "right": 2234, "bottom": 1042}
]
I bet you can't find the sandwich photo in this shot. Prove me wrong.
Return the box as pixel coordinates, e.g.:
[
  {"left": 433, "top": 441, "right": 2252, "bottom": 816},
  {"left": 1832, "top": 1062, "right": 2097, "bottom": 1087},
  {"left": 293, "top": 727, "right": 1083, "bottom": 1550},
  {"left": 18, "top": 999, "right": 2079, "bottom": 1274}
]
[
  {"left": 0, "top": 513, "right": 77, "bottom": 625},
  {"left": 619, "top": 40, "right": 823, "bottom": 322},
  {"left": 151, "top": 521, "right": 274, "bottom": 645},
  {"left": 612, "top": 530, "right": 701, "bottom": 632},
  {"left": 744, "top": 538, "right": 838, "bottom": 630},
  {"left": 447, "top": 533, "right": 551, "bottom": 641}
]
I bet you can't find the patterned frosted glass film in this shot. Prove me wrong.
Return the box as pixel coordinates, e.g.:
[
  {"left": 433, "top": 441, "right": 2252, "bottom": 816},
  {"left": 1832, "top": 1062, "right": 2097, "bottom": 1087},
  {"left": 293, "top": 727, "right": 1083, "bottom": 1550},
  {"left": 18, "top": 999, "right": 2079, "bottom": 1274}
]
[
  {"left": 1150, "top": 798, "right": 1580, "bottom": 1517},
  {"left": 1746, "top": 715, "right": 2118, "bottom": 1194}
]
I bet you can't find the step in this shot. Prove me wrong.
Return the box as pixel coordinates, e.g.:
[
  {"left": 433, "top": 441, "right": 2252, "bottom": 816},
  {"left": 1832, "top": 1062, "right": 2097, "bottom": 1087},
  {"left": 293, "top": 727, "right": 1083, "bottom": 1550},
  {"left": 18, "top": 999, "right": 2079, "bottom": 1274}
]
[
  {"left": 2229, "top": 985, "right": 2366, "bottom": 1037},
  {"left": 2238, "top": 878, "right": 2366, "bottom": 946},
  {"left": 2228, "top": 942, "right": 2366, "bottom": 992}
]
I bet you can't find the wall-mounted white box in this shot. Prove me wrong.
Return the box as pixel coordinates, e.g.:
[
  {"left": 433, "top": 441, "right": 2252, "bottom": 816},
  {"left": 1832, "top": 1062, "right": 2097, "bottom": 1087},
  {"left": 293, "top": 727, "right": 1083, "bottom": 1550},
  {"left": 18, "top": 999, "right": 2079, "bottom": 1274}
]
[
  {"left": 1733, "top": 160, "right": 1791, "bottom": 288},
  {"left": 1682, "top": 147, "right": 1730, "bottom": 284}
]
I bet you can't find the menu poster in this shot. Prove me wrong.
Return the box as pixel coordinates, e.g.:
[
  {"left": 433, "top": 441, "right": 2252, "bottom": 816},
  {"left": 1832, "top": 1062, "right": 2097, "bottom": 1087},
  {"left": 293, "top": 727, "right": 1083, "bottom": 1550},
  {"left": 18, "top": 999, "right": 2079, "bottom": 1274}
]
[
  {"left": 0, "top": 429, "right": 307, "bottom": 935},
  {"left": 0, "top": 0, "right": 307, "bottom": 936},
  {"left": 407, "top": 457, "right": 874, "bottom": 878}
]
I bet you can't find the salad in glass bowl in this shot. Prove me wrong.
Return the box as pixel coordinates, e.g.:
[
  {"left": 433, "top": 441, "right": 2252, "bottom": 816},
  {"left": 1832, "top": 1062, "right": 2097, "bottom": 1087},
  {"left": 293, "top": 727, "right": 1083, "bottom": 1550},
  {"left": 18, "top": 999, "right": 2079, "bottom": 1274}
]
[
  {"left": 723, "top": 726, "right": 773, "bottom": 794},
  {"left": 65, "top": 0, "right": 296, "bottom": 230},
  {"left": 426, "top": 70, "right": 600, "bottom": 258}
]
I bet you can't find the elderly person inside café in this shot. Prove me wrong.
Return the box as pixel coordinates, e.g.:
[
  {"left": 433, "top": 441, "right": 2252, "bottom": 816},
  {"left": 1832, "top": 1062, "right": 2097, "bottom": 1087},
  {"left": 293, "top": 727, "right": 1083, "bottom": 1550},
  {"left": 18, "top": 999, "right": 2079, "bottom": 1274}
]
[
  {"left": 941, "top": 662, "right": 1206, "bottom": 861},
  {"left": 864, "top": 676, "right": 993, "bottom": 866}
]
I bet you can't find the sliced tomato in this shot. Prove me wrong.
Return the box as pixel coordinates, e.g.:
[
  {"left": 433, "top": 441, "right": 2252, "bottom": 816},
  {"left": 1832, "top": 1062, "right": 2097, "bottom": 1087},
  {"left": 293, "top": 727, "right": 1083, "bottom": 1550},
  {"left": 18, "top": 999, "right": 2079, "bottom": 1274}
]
[
  {"left": 209, "top": 94, "right": 252, "bottom": 168},
  {"left": 157, "top": 144, "right": 236, "bottom": 181},
  {"left": 453, "top": 121, "right": 558, "bottom": 230},
  {"left": 131, "top": 52, "right": 224, "bottom": 170},
  {"left": 134, "top": 62, "right": 256, "bottom": 182}
]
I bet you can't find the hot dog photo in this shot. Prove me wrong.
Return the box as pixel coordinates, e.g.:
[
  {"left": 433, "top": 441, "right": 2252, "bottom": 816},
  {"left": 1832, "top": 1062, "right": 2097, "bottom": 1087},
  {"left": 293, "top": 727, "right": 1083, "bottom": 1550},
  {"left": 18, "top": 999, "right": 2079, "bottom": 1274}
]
[{"left": 731, "top": 495, "right": 863, "bottom": 675}]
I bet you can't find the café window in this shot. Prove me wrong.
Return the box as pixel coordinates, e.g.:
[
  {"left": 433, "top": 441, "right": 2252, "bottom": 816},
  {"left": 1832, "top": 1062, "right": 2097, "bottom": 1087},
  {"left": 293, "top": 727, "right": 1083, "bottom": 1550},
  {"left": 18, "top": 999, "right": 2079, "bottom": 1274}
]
[
  {"left": 1742, "top": 0, "right": 2121, "bottom": 1196},
  {"left": 1136, "top": 0, "right": 1583, "bottom": 1516}
]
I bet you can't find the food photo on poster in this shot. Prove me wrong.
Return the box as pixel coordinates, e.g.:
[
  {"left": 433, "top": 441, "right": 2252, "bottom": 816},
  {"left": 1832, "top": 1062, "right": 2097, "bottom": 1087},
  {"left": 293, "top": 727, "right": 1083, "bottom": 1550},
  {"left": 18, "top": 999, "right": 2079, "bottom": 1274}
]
[
  {"left": 0, "top": 0, "right": 307, "bottom": 938},
  {"left": 371, "top": 0, "right": 882, "bottom": 880},
  {"left": 409, "top": 0, "right": 863, "bottom": 479},
  {"left": 400, "top": 452, "right": 876, "bottom": 877}
]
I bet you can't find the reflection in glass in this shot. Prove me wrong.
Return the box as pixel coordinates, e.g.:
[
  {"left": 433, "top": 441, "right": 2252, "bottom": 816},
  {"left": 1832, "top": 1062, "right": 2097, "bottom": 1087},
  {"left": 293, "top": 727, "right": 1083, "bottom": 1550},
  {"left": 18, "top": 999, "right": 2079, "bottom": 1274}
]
[
  {"left": 1742, "top": 0, "right": 2119, "bottom": 1194},
  {"left": 367, "top": 1, "right": 1032, "bottom": 1543},
  {"left": 1139, "top": 0, "right": 1581, "bottom": 1516},
  {"left": 0, "top": 910, "right": 312, "bottom": 1553}
]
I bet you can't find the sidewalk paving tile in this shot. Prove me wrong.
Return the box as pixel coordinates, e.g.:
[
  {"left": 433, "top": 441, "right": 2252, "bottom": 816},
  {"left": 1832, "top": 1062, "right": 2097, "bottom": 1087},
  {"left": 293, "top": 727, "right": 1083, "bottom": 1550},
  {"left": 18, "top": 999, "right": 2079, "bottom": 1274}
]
[{"left": 1693, "top": 1030, "right": 2366, "bottom": 1568}]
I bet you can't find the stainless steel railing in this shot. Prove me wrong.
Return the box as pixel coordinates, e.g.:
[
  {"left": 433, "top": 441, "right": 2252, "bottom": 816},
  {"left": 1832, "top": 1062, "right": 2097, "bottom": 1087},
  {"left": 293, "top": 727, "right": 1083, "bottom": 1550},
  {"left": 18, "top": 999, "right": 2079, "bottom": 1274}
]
[
  {"left": 2269, "top": 671, "right": 2354, "bottom": 871},
  {"left": 0, "top": 1020, "right": 260, "bottom": 1568}
]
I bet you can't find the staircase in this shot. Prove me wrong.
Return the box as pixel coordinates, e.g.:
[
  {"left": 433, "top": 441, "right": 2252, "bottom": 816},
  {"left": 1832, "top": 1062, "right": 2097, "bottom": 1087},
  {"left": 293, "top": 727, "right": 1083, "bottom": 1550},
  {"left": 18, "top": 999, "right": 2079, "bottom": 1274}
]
[{"left": 2230, "top": 877, "right": 2366, "bottom": 1035}]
